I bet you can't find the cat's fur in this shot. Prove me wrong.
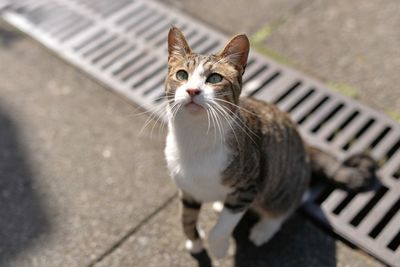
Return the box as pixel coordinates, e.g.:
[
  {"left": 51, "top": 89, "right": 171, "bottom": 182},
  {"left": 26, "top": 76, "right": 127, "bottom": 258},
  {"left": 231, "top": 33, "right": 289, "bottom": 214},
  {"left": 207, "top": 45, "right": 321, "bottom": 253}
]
[{"left": 164, "top": 27, "right": 377, "bottom": 258}]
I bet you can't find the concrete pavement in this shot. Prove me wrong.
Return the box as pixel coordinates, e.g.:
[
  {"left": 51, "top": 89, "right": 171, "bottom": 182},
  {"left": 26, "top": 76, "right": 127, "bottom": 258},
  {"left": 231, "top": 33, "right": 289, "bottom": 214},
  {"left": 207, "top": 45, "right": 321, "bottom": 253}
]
[{"left": 0, "top": 20, "right": 175, "bottom": 267}]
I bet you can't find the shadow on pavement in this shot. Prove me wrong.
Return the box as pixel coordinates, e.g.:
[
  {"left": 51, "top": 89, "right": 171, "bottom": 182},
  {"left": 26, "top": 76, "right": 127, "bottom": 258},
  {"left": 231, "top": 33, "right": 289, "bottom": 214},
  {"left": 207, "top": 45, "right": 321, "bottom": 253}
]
[
  {"left": 0, "top": 22, "right": 21, "bottom": 48},
  {"left": 0, "top": 105, "right": 49, "bottom": 265},
  {"left": 191, "top": 210, "right": 336, "bottom": 267},
  {"left": 232, "top": 211, "right": 336, "bottom": 267}
]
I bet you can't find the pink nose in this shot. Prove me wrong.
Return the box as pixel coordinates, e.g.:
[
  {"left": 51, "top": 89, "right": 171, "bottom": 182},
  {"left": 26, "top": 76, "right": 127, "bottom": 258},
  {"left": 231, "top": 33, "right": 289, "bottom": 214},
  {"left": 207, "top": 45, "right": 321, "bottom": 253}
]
[{"left": 186, "top": 89, "right": 201, "bottom": 97}]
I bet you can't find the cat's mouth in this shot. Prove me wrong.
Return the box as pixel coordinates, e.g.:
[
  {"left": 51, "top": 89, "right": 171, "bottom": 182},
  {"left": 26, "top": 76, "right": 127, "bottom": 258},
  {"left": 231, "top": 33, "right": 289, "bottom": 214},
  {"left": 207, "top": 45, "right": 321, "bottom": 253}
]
[{"left": 185, "top": 100, "right": 204, "bottom": 114}]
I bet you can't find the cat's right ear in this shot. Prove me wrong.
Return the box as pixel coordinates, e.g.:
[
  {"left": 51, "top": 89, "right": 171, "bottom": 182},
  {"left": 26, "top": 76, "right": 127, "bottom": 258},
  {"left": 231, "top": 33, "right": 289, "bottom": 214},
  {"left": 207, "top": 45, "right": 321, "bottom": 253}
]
[{"left": 168, "top": 27, "right": 191, "bottom": 60}]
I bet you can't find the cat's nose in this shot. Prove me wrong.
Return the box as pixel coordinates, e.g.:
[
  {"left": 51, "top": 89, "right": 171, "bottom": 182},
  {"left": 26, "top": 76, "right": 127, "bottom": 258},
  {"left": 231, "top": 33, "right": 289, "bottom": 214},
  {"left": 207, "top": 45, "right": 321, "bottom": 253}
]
[{"left": 186, "top": 89, "right": 201, "bottom": 97}]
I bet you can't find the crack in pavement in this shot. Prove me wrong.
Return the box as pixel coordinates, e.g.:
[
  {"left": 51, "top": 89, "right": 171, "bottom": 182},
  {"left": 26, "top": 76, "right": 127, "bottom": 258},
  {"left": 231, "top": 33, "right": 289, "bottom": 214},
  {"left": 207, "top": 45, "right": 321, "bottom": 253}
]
[{"left": 86, "top": 192, "right": 178, "bottom": 267}]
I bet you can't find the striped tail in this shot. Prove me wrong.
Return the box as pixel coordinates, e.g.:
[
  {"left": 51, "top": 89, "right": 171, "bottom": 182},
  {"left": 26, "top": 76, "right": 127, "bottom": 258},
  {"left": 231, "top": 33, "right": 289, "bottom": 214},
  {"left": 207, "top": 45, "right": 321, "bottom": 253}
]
[{"left": 307, "top": 146, "right": 379, "bottom": 191}]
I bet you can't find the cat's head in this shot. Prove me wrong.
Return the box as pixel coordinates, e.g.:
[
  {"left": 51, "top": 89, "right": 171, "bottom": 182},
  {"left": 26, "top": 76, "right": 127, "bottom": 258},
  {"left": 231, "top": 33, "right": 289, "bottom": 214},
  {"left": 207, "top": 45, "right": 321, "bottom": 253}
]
[{"left": 165, "top": 27, "right": 249, "bottom": 117}]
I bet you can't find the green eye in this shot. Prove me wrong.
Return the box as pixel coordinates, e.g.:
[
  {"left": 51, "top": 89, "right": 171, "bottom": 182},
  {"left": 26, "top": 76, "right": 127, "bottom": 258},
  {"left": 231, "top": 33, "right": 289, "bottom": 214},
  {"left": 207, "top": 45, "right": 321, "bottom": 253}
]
[
  {"left": 176, "top": 70, "right": 188, "bottom": 81},
  {"left": 206, "top": 73, "right": 223, "bottom": 84}
]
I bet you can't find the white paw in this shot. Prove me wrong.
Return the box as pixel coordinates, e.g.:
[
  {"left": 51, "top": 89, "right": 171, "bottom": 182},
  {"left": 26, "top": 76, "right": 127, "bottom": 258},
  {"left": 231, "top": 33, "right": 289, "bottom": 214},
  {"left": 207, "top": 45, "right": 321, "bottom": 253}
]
[
  {"left": 208, "top": 229, "right": 230, "bottom": 258},
  {"left": 198, "top": 228, "right": 205, "bottom": 239},
  {"left": 249, "top": 219, "right": 281, "bottom": 247},
  {"left": 185, "top": 239, "right": 204, "bottom": 254},
  {"left": 212, "top": 201, "right": 224, "bottom": 213}
]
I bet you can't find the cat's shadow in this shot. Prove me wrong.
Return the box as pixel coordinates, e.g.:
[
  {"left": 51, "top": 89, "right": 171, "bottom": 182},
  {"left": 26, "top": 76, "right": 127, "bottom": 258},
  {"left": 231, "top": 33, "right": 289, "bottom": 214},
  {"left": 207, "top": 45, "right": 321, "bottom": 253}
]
[
  {"left": 231, "top": 211, "right": 336, "bottom": 267},
  {"left": 192, "top": 210, "right": 336, "bottom": 267}
]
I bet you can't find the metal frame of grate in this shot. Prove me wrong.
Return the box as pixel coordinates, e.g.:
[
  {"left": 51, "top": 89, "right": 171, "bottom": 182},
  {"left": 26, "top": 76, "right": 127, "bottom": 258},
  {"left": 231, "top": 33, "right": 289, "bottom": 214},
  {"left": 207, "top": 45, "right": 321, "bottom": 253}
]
[{"left": 2, "top": 0, "right": 400, "bottom": 266}]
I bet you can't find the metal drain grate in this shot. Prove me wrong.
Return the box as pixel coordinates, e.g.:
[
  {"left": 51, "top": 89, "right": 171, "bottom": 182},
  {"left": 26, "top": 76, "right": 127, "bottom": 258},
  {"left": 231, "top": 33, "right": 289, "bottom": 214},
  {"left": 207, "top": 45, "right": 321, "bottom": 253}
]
[{"left": 2, "top": 0, "right": 400, "bottom": 266}]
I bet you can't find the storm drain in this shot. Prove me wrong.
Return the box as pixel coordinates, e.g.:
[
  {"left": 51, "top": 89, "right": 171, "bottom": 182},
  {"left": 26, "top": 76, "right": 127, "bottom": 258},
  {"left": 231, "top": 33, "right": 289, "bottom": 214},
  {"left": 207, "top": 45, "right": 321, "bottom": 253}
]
[{"left": 2, "top": 0, "right": 400, "bottom": 266}]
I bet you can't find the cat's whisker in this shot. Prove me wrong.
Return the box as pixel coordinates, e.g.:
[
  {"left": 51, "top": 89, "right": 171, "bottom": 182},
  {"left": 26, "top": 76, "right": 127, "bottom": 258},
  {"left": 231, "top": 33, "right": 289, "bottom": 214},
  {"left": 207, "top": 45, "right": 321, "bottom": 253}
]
[
  {"left": 207, "top": 104, "right": 220, "bottom": 143},
  {"left": 212, "top": 100, "right": 258, "bottom": 146},
  {"left": 217, "top": 107, "right": 228, "bottom": 144},
  {"left": 205, "top": 104, "right": 217, "bottom": 142},
  {"left": 150, "top": 107, "right": 169, "bottom": 138},
  {"left": 156, "top": 100, "right": 184, "bottom": 135},
  {"left": 170, "top": 102, "right": 183, "bottom": 125},
  {"left": 129, "top": 96, "right": 173, "bottom": 117},
  {"left": 215, "top": 100, "right": 258, "bottom": 137},
  {"left": 211, "top": 102, "right": 240, "bottom": 147},
  {"left": 206, "top": 103, "right": 223, "bottom": 144},
  {"left": 205, "top": 107, "right": 212, "bottom": 135},
  {"left": 212, "top": 105, "right": 228, "bottom": 145},
  {"left": 225, "top": 111, "right": 258, "bottom": 146},
  {"left": 138, "top": 103, "right": 169, "bottom": 136},
  {"left": 214, "top": 98, "right": 257, "bottom": 116},
  {"left": 129, "top": 100, "right": 169, "bottom": 118},
  {"left": 139, "top": 95, "right": 187, "bottom": 137}
]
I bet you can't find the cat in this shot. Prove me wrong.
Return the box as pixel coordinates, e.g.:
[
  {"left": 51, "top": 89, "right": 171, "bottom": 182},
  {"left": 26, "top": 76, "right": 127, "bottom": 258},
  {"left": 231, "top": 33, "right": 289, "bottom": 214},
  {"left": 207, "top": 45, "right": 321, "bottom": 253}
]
[{"left": 163, "top": 27, "right": 377, "bottom": 259}]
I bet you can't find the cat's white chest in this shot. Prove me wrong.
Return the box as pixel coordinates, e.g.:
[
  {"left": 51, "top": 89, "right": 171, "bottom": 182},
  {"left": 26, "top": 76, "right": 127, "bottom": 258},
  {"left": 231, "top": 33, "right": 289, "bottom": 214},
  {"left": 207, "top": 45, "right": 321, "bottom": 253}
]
[{"left": 165, "top": 131, "right": 232, "bottom": 203}]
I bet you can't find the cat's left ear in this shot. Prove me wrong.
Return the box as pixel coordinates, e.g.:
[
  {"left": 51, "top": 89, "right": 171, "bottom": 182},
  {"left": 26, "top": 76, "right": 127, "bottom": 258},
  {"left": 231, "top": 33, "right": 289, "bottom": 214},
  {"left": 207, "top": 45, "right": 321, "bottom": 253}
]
[{"left": 218, "top": 34, "right": 250, "bottom": 72}]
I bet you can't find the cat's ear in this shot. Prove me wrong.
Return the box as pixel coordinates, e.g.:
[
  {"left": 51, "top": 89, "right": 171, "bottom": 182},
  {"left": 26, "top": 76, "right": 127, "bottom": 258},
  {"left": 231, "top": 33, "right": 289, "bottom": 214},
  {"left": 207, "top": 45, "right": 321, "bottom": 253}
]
[
  {"left": 218, "top": 34, "right": 249, "bottom": 71},
  {"left": 168, "top": 27, "right": 191, "bottom": 59}
]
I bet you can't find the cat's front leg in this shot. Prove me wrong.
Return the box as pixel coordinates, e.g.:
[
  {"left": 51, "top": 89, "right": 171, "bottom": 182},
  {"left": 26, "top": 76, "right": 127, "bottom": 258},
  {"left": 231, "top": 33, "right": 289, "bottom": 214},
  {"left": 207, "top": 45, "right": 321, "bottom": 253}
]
[
  {"left": 208, "top": 208, "right": 245, "bottom": 258},
  {"left": 208, "top": 187, "right": 256, "bottom": 258},
  {"left": 180, "top": 191, "right": 204, "bottom": 255}
]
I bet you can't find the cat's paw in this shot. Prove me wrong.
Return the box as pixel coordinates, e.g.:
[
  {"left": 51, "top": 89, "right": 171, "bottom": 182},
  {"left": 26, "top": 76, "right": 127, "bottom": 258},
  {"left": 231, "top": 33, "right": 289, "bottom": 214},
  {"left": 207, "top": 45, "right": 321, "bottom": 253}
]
[
  {"left": 249, "top": 226, "right": 273, "bottom": 246},
  {"left": 338, "top": 154, "right": 378, "bottom": 190},
  {"left": 185, "top": 229, "right": 205, "bottom": 254},
  {"left": 249, "top": 218, "right": 281, "bottom": 247},
  {"left": 208, "top": 229, "right": 229, "bottom": 258},
  {"left": 185, "top": 238, "right": 204, "bottom": 254},
  {"left": 212, "top": 201, "right": 224, "bottom": 213}
]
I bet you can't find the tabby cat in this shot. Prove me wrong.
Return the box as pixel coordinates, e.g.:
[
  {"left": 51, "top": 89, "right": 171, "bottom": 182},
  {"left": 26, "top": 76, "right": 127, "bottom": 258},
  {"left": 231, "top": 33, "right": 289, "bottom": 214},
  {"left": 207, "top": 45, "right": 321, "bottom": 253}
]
[{"left": 164, "top": 27, "right": 377, "bottom": 259}]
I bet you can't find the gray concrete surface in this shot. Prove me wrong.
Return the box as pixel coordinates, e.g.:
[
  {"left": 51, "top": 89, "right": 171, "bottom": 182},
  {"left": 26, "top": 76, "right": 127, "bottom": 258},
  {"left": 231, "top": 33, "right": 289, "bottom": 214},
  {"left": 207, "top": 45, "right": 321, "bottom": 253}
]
[
  {"left": 0, "top": 21, "right": 175, "bottom": 267},
  {"left": 160, "top": 0, "right": 311, "bottom": 35},
  {"left": 263, "top": 0, "right": 400, "bottom": 114},
  {"left": 1, "top": 0, "right": 396, "bottom": 265}
]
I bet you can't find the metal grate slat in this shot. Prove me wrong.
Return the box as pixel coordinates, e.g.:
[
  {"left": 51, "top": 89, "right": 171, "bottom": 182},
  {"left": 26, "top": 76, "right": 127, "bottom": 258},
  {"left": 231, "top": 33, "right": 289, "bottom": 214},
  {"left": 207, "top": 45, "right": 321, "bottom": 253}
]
[
  {"left": 276, "top": 83, "right": 311, "bottom": 111},
  {"left": 242, "top": 59, "right": 266, "bottom": 83},
  {"left": 331, "top": 115, "right": 373, "bottom": 149},
  {"left": 339, "top": 191, "right": 379, "bottom": 223},
  {"left": 302, "top": 98, "right": 343, "bottom": 131},
  {"left": 127, "top": 61, "right": 166, "bottom": 88},
  {"left": 106, "top": 48, "right": 144, "bottom": 74},
  {"left": 358, "top": 191, "right": 399, "bottom": 234},
  {"left": 108, "top": 1, "right": 142, "bottom": 24},
  {"left": 254, "top": 75, "right": 295, "bottom": 102},
  {"left": 58, "top": 21, "right": 93, "bottom": 42},
  {"left": 372, "top": 132, "right": 400, "bottom": 160},
  {"left": 3, "top": 1, "right": 399, "bottom": 266},
  {"left": 382, "top": 152, "right": 400, "bottom": 178},
  {"left": 143, "top": 18, "right": 177, "bottom": 41},
  {"left": 85, "top": 39, "right": 126, "bottom": 63},
  {"left": 290, "top": 91, "right": 327, "bottom": 123},
  {"left": 244, "top": 67, "right": 279, "bottom": 96},
  {"left": 318, "top": 106, "right": 357, "bottom": 140},
  {"left": 376, "top": 210, "right": 400, "bottom": 246},
  {"left": 321, "top": 190, "right": 348, "bottom": 212},
  {"left": 347, "top": 122, "right": 387, "bottom": 154}
]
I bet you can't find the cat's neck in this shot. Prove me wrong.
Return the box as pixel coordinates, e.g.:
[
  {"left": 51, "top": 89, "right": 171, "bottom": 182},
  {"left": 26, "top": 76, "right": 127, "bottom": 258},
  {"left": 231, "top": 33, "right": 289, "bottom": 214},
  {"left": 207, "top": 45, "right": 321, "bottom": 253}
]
[{"left": 167, "top": 108, "right": 231, "bottom": 152}]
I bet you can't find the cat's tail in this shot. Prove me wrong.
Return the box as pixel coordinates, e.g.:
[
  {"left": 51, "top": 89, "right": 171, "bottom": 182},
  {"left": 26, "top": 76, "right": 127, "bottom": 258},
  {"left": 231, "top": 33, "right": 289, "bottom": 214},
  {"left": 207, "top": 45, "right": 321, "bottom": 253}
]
[{"left": 307, "top": 146, "right": 379, "bottom": 191}]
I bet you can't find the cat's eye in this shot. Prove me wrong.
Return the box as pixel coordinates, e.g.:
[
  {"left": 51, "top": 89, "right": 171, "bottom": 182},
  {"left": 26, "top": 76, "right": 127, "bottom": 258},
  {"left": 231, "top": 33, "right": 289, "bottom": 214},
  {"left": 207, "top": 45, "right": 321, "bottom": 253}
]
[
  {"left": 206, "top": 73, "right": 223, "bottom": 84},
  {"left": 176, "top": 70, "right": 188, "bottom": 81}
]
